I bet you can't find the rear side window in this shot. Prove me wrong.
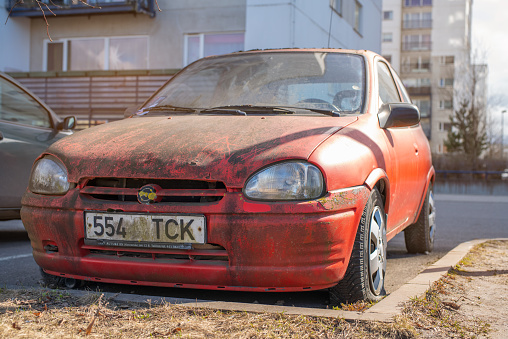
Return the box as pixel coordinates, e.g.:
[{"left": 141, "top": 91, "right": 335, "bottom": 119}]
[
  {"left": 0, "top": 77, "right": 51, "bottom": 128},
  {"left": 377, "top": 61, "right": 401, "bottom": 105}
]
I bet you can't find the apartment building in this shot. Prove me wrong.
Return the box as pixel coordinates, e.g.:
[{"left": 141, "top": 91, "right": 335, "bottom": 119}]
[
  {"left": 1, "top": 0, "right": 381, "bottom": 125},
  {"left": 381, "top": 0, "right": 483, "bottom": 154}
]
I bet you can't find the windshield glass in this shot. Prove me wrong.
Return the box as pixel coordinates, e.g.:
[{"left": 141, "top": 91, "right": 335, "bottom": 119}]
[{"left": 142, "top": 52, "right": 366, "bottom": 115}]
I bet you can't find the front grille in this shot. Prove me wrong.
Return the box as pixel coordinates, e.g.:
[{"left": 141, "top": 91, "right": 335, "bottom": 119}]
[
  {"left": 85, "top": 243, "right": 229, "bottom": 263},
  {"left": 80, "top": 178, "right": 226, "bottom": 203}
]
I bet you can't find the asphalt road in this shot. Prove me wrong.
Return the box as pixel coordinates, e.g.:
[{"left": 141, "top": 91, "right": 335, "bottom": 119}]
[{"left": 1, "top": 193, "right": 507, "bottom": 308}]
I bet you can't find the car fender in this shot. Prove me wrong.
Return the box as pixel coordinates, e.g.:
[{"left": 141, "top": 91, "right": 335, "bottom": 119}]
[
  {"left": 363, "top": 168, "right": 391, "bottom": 213},
  {"left": 410, "top": 165, "right": 435, "bottom": 225}
]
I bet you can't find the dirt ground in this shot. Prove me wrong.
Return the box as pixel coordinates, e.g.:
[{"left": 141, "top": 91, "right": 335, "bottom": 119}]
[{"left": 0, "top": 240, "right": 506, "bottom": 338}]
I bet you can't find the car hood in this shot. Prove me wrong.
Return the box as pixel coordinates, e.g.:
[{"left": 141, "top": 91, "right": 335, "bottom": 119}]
[{"left": 47, "top": 115, "right": 357, "bottom": 187}]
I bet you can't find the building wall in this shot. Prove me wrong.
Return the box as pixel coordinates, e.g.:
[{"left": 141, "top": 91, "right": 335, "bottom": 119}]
[
  {"left": 380, "top": 0, "right": 402, "bottom": 72},
  {"left": 27, "top": 0, "right": 246, "bottom": 71},
  {"left": 381, "top": 0, "right": 478, "bottom": 154},
  {"left": 430, "top": 0, "right": 473, "bottom": 154},
  {"left": 18, "top": 0, "right": 382, "bottom": 72},
  {"left": 0, "top": 0, "right": 30, "bottom": 72}
]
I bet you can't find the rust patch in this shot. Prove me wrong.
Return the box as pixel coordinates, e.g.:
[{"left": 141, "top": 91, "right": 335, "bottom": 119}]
[{"left": 317, "top": 186, "right": 369, "bottom": 210}]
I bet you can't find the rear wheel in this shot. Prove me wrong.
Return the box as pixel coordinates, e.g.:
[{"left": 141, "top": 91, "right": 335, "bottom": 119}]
[
  {"left": 329, "top": 188, "right": 387, "bottom": 304},
  {"left": 404, "top": 186, "right": 436, "bottom": 254}
]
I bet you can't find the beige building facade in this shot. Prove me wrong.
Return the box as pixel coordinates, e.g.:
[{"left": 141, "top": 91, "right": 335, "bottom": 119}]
[{"left": 381, "top": 0, "right": 483, "bottom": 154}]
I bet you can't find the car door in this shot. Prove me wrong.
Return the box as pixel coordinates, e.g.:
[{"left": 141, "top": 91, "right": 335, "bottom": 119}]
[
  {"left": 0, "top": 75, "right": 67, "bottom": 218},
  {"left": 376, "top": 61, "right": 421, "bottom": 231}
]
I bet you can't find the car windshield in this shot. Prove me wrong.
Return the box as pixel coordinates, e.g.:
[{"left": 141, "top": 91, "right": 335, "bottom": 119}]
[{"left": 141, "top": 52, "right": 366, "bottom": 115}]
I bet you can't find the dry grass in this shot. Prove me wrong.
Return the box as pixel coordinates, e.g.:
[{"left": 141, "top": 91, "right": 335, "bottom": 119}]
[
  {"left": 2, "top": 240, "right": 506, "bottom": 338},
  {"left": 0, "top": 288, "right": 416, "bottom": 339}
]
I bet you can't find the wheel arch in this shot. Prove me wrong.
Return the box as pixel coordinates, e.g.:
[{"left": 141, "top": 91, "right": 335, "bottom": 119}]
[
  {"left": 364, "top": 168, "right": 390, "bottom": 214},
  {"left": 410, "top": 166, "right": 436, "bottom": 225}
]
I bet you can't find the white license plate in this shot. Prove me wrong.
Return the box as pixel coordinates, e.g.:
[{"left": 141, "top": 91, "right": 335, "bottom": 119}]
[{"left": 84, "top": 212, "right": 206, "bottom": 249}]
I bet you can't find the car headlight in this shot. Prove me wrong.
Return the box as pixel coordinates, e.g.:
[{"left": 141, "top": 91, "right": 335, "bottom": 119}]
[
  {"left": 29, "top": 157, "right": 70, "bottom": 195},
  {"left": 244, "top": 161, "right": 324, "bottom": 201}
]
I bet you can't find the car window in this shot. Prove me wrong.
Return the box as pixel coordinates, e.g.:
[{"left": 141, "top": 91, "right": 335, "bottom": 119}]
[
  {"left": 377, "top": 61, "right": 401, "bottom": 105},
  {"left": 391, "top": 70, "right": 411, "bottom": 103},
  {"left": 143, "top": 52, "right": 366, "bottom": 114},
  {"left": 0, "top": 77, "right": 52, "bottom": 128}
]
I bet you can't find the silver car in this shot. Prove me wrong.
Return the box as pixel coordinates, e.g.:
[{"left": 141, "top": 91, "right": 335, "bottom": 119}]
[{"left": 0, "top": 72, "right": 75, "bottom": 220}]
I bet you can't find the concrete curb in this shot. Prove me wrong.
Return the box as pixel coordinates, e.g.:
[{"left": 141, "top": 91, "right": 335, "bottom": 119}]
[{"left": 7, "top": 238, "right": 507, "bottom": 323}]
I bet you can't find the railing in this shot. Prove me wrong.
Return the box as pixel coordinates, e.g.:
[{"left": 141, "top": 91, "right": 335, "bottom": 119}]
[
  {"left": 402, "top": 41, "right": 432, "bottom": 51},
  {"left": 406, "top": 86, "right": 431, "bottom": 96},
  {"left": 6, "top": 0, "right": 156, "bottom": 17},
  {"left": 9, "top": 70, "right": 178, "bottom": 128},
  {"left": 401, "top": 63, "right": 431, "bottom": 73},
  {"left": 403, "top": 19, "right": 432, "bottom": 29}
]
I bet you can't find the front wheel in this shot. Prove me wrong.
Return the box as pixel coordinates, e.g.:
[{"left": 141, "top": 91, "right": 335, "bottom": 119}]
[
  {"left": 404, "top": 186, "right": 436, "bottom": 254},
  {"left": 329, "top": 188, "right": 387, "bottom": 304}
]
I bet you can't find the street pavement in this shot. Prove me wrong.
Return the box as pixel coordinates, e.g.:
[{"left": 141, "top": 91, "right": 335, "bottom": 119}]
[{"left": 1, "top": 193, "right": 507, "bottom": 307}]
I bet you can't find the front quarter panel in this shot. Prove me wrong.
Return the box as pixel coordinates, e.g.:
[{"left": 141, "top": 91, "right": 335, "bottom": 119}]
[{"left": 310, "top": 115, "right": 391, "bottom": 194}]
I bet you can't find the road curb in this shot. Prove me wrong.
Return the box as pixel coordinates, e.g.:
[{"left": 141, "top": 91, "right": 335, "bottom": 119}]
[{"left": 7, "top": 238, "right": 507, "bottom": 323}]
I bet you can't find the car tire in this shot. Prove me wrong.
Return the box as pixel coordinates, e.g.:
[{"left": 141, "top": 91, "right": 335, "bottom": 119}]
[
  {"left": 39, "top": 267, "right": 85, "bottom": 289},
  {"left": 39, "top": 267, "right": 64, "bottom": 289},
  {"left": 404, "top": 185, "right": 436, "bottom": 254},
  {"left": 329, "top": 188, "right": 387, "bottom": 304}
]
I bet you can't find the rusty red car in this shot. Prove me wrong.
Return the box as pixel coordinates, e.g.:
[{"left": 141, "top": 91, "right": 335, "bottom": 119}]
[{"left": 21, "top": 49, "right": 435, "bottom": 304}]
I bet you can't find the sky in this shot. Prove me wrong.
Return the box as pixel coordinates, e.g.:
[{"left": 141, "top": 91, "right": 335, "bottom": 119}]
[{"left": 472, "top": 0, "right": 508, "bottom": 112}]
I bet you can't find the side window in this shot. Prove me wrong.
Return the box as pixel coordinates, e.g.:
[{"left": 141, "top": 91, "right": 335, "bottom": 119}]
[
  {"left": 392, "top": 70, "right": 411, "bottom": 103},
  {"left": 377, "top": 61, "right": 401, "bottom": 105},
  {"left": 0, "top": 78, "right": 52, "bottom": 128}
]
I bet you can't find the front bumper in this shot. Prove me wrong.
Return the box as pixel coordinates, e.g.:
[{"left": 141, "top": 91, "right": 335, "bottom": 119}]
[{"left": 21, "top": 186, "right": 370, "bottom": 292}]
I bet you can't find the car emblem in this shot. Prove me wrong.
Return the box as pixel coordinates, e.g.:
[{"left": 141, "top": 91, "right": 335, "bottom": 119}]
[{"left": 137, "top": 184, "right": 162, "bottom": 204}]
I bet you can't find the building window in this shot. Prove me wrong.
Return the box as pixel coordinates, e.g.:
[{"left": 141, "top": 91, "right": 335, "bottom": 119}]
[
  {"left": 439, "top": 78, "right": 454, "bottom": 87},
  {"left": 440, "top": 56, "right": 455, "bottom": 65},
  {"left": 354, "top": 1, "right": 363, "bottom": 33},
  {"left": 439, "top": 100, "right": 453, "bottom": 109},
  {"left": 403, "top": 78, "right": 430, "bottom": 88},
  {"left": 382, "top": 33, "right": 393, "bottom": 43},
  {"left": 403, "top": 34, "right": 431, "bottom": 51},
  {"left": 383, "top": 11, "right": 393, "bottom": 20},
  {"left": 405, "top": 0, "right": 432, "bottom": 6},
  {"left": 184, "top": 33, "right": 244, "bottom": 66},
  {"left": 330, "top": 0, "right": 343, "bottom": 15},
  {"left": 413, "top": 99, "right": 431, "bottom": 117},
  {"left": 383, "top": 55, "right": 392, "bottom": 63},
  {"left": 44, "top": 36, "right": 148, "bottom": 71},
  {"left": 403, "top": 12, "right": 432, "bottom": 29},
  {"left": 439, "top": 122, "right": 451, "bottom": 131}
]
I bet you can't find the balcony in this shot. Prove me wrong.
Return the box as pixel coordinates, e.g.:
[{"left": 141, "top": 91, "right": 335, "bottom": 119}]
[
  {"left": 402, "top": 41, "right": 432, "bottom": 51},
  {"left": 6, "top": 0, "right": 156, "bottom": 17},
  {"left": 402, "top": 63, "right": 431, "bottom": 73},
  {"left": 406, "top": 86, "right": 431, "bottom": 96},
  {"left": 403, "top": 19, "right": 432, "bottom": 29}
]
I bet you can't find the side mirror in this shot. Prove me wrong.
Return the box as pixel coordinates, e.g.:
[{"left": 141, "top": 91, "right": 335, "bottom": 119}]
[
  {"left": 378, "top": 103, "right": 420, "bottom": 129},
  {"left": 58, "top": 116, "right": 76, "bottom": 130}
]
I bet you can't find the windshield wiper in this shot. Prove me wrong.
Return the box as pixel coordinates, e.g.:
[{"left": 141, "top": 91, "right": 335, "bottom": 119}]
[
  {"left": 136, "top": 105, "right": 198, "bottom": 115},
  {"left": 201, "top": 105, "right": 295, "bottom": 115},
  {"left": 298, "top": 107, "right": 341, "bottom": 117},
  {"left": 200, "top": 107, "right": 247, "bottom": 116}
]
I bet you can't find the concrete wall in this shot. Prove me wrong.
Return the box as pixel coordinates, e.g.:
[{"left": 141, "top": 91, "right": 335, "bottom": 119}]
[
  {"left": 245, "top": 0, "right": 382, "bottom": 53},
  {"left": 0, "top": 0, "right": 30, "bottom": 72}
]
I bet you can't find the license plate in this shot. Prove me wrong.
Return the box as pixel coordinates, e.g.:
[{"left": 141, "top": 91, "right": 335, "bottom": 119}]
[{"left": 84, "top": 212, "right": 206, "bottom": 249}]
